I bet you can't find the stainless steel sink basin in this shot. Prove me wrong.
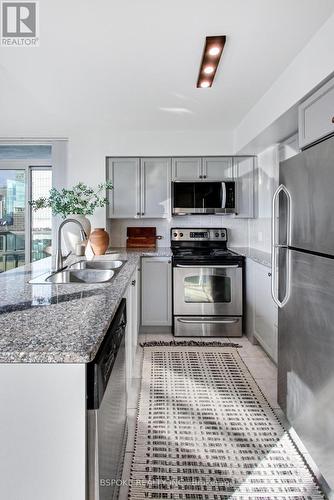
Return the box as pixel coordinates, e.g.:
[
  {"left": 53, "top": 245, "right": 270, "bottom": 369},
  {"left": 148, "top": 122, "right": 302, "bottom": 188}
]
[
  {"left": 29, "top": 269, "right": 115, "bottom": 284},
  {"left": 68, "top": 260, "right": 125, "bottom": 270},
  {"left": 45, "top": 269, "right": 115, "bottom": 283},
  {"left": 28, "top": 259, "right": 126, "bottom": 285}
]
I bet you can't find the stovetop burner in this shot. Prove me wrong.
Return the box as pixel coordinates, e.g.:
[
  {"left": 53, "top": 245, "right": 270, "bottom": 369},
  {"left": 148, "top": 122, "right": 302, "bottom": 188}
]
[
  {"left": 172, "top": 248, "right": 238, "bottom": 258},
  {"left": 170, "top": 227, "right": 243, "bottom": 264}
]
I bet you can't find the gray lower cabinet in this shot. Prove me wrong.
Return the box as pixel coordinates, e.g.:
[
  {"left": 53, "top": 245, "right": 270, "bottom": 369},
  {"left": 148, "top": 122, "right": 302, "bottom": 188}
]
[
  {"left": 247, "top": 259, "right": 278, "bottom": 363},
  {"left": 141, "top": 257, "right": 172, "bottom": 326},
  {"left": 233, "top": 156, "right": 255, "bottom": 218}
]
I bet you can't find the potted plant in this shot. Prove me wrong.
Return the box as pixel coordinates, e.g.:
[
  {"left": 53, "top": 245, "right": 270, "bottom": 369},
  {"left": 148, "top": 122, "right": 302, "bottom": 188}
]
[{"left": 30, "top": 181, "right": 113, "bottom": 253}]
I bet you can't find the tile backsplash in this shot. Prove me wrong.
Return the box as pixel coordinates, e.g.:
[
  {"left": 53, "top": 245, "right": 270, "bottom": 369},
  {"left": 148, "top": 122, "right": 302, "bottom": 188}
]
[{"left": 107, "top": 216, "right": 249, "bottom": 248}]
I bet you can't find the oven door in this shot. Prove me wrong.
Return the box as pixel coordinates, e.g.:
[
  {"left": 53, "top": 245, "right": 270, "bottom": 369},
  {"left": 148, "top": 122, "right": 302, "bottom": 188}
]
[{"left": 173, "top": 264, "right": 242, "bottom": 316}]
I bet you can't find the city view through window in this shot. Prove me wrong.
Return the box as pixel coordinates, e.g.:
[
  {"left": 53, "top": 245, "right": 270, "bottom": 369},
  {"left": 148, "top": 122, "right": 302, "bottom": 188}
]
[
  {"left": 0, "top": 168, "right": 52, "bottom": 272},
  {"left": 31, "top": 169, "right": 52, "bottom": 262}
]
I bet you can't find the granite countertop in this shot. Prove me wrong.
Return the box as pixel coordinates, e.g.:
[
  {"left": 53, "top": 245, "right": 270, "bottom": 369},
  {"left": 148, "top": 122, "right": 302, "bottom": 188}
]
[
  {"left": 0, "top": 247, "right": 172, "bottom": 364},
  {"left": 230, "top": 247, "right": 272, "bottom": 268}
]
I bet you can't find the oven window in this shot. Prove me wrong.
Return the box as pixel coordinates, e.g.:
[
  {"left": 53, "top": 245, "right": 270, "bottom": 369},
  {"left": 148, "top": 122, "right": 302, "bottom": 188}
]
[{"left": 184, "top": 274, "right": 231, "bottom": 303}]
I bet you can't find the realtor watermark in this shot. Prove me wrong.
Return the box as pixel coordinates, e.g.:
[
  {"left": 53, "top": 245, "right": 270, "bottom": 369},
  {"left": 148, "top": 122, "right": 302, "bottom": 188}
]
[{"left": 1, "top": 1, "right": 39, "bottom": 46}]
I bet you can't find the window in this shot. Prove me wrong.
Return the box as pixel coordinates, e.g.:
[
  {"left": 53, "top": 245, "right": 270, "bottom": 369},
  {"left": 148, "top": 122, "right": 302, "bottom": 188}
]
[
  {"left": 0, "top": 145, "right": 52, "bottom": 273},
  {"left": 30, "top": 168, "right": 52, "bottom": 262},
  {"left": 0, "top": 169, "right": 26, "bottom": 272}
]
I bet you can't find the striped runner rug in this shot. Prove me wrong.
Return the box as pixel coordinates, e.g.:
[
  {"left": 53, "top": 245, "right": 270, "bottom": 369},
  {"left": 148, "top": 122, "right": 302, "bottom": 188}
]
[{"left": 129, "top": 346, "right": 325, "bottom": 499}]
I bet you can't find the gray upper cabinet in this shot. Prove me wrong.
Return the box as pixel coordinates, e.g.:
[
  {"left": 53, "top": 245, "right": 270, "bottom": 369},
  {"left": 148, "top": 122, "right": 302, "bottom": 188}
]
[
  {"left": 299, "top": 76, "right": 334, "bottom": 149},
  {"left": 172, "top": 156, "right": 234, "bottom": 181},
  {"left": 107, "top": 157, "right": 171, "bottom": 219},
  {"left": 233, "top": 157, "right": 255, "bottom": 218},
  {"left": 172, "top": 157, "right": 202, "bottom": 180},
  {"left": 108, "top": 155, "right": 255, "bottom": 219},
  {"left": 141, "top": 158, "right": 171, "bottom": 218},
  {"left": 107, "top": 158, "right": 140, "bottom": 218},
  {"left": 202, "top": 157, "right": 233, "bottom": 180}
]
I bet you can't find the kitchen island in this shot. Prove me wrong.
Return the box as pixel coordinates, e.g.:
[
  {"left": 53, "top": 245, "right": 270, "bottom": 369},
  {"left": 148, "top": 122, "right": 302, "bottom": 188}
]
[{"left": 0, "top": 248, "right": 171, "bottom": 500}]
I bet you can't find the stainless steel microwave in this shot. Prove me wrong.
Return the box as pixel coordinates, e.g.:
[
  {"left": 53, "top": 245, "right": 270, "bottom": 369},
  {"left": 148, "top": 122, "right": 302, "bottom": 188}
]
[{"left": 172, "top": 181, "right": 236, "bottom": 215}]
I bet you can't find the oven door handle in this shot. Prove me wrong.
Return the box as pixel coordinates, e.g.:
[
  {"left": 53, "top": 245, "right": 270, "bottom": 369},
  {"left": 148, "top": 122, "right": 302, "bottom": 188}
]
[
  {"left": 174, "top": 264, "right": 239, "bottom": 269},
  {"left": 177, "top": 318, "right": 239, "bottom": 324}
]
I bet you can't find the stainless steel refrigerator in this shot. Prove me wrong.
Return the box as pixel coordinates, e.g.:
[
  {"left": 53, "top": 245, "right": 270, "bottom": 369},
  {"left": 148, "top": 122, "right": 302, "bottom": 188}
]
[{"left": 272, "top": 135, "right": 334, "bottom": 493}]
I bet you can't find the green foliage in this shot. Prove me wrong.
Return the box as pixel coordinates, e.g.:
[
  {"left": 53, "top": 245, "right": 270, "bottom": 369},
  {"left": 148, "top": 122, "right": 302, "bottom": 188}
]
[{"left": 29, "top": 181, "right": 113, "bottom": 218}]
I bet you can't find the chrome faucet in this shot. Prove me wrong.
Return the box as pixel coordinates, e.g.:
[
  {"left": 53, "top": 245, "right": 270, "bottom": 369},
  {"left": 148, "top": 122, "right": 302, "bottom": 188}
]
[{"left": 55, "top": 219, "right": 87, "bottom": 271}]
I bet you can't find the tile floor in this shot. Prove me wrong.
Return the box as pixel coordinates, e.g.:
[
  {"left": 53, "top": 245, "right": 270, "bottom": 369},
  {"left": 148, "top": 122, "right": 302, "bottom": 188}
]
[{"left": 118, "top": 333, "right": 279, "bottom": 500}]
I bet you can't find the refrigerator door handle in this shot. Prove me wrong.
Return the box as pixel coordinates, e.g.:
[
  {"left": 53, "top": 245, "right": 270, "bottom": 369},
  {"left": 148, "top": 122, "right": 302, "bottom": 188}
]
[{"left": 271, "top": 184, "right": 292, "bottom": 308}]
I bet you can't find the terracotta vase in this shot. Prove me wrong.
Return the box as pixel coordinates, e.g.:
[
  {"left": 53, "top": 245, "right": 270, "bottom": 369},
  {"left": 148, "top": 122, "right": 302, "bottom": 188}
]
[{"left": 89, "top": 228, "right": 110, "bottom": 255}]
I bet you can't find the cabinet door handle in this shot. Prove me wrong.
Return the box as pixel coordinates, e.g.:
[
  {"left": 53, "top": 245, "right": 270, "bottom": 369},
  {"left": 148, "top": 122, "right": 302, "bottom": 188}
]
[
  {"left": 332, "top": 116, "right": 334, "bottom": 124},
  {"left": 203, "top": 175, "right": 207, "bottom": 179},
  {"left": 268, "top": 272, "right": 272, "bottom": 277},
  {"left": 131, "top": 280, "right": 136, "bottom": 286},
  {"left": 141, "top": 212, "right": 144, "bottom": 216},
  {"left": 136, "top": 212, "right": 140, "bottom": 216}
]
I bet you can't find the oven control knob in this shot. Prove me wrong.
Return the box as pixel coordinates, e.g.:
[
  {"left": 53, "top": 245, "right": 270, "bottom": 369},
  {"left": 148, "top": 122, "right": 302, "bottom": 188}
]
[
  {"left": 173, "top": 232, "right": 178, "bottom": 237},
  {"left": 179, "top": 232, "right": 184, "bottom": 237},
  {"left": 215, "top": 232, "right": 219, "bottom": 237}
]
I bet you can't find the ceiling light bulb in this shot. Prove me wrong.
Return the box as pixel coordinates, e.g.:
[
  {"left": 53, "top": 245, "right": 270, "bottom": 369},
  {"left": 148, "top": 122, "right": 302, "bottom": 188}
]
[
  {"left": 203, "top": 66, "right": 214, "bottom": 75},
  {"left": 200, "top": 81, "right": 210, "bottom": 88},
  {"left": 208, "top": 46, "right": 220, "bottom": 56}
]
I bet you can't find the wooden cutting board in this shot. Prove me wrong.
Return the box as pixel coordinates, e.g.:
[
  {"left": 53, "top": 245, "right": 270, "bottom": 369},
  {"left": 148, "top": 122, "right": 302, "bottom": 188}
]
[{"left": 126, "top": 227, "right": 157, "bottom": 248}]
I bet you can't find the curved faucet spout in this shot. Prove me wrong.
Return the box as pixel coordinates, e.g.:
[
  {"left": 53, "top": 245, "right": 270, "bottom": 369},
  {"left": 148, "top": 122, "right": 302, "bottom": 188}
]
[{"left": 55, "top": 219, "right": 88, "bottom": 272}]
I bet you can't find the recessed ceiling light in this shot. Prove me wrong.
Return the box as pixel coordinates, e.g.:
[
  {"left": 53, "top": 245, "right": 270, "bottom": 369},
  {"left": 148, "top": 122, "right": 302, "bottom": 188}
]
[
  {"left": 208, "top": 47, "right": 220, "bottom": 56},
  {"left": 203, "top": 66, "right": 214, "bottom": 75},
  {"left": 197, "top": 36, "right": 226, "bottom": 89}
]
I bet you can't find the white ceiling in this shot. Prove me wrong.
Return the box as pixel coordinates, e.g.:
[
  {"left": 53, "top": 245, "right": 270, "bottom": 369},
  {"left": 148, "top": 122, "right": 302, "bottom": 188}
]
[{"left": 1, "top": 0, "right": 334, "bottom": 135}]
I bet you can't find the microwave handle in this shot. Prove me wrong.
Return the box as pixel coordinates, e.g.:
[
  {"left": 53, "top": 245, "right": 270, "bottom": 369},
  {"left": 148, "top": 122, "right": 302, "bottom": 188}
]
[{"left": 221, "top": 182, "right": 226, "bottom": 208}]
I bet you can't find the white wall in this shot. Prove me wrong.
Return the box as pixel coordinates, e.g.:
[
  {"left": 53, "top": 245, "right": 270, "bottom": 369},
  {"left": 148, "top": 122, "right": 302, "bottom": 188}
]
[
  {"left": 235, "top": 11, "right": 334, "bottom": 153},
  {"left": 248, "top": 145, "right": 279, "bottom": 252},
  {"left": 64, "top": 129, "right": 234, "bottom": 229},
  {"left": 248, "top": 134, "right": 300, "bottom": 253},
  {"left": 108, "top": 215, "right": 249, "bottom": 248}
]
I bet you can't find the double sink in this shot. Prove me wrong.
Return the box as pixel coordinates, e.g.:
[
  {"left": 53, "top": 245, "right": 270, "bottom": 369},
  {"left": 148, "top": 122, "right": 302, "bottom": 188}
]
[{"left": 29, "top": 259, "right": 126, "bottom": 284}]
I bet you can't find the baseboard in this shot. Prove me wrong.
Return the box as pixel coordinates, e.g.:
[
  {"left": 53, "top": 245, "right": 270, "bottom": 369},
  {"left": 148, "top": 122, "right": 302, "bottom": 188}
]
[{"left": 139, "top": 326, "right": 172, "bottom": 334}]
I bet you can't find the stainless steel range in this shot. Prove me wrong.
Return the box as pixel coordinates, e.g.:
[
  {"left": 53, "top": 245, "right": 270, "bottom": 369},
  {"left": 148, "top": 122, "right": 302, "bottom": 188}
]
[{"left": 171, "top": 228, "right": 244, "bottom": 337}]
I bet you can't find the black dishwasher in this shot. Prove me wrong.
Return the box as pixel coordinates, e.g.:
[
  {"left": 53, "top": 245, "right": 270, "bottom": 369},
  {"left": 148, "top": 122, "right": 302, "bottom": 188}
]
[{"left": 87, "top": 299, "right": 127, "bottom": 500}]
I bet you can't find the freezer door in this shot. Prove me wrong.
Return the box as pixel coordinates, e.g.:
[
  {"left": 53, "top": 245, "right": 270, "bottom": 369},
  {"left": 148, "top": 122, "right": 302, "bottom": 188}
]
[
  {"left": 278, "top": 249, "right": 334, "bottom": 490},
  {"left": 279, "top": 135, "right": 334, "bottom": 256}
]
